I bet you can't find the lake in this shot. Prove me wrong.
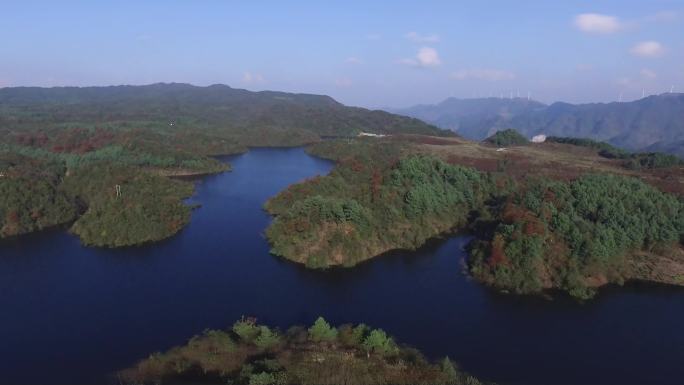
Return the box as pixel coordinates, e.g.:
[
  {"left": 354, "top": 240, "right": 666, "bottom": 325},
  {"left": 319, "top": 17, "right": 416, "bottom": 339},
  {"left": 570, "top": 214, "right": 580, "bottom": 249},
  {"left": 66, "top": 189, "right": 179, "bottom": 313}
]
[{"left": 0, "top": 147, "right": 682, "bottom": 385}]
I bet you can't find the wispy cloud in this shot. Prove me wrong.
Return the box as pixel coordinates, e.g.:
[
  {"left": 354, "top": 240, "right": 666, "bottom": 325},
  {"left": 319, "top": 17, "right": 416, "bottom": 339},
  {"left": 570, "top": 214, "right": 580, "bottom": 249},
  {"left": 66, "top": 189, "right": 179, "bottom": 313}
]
[
  {"left": 345, "top": 57, "right": 363, "bottom": 64},
  {"left": 399, "top": 47, "right": 441, "bottom": 68},
  {"left": 630, "top": 41, "right": 665, "bottom": 57},
  {"left": 450, "top": 68, "right": 515, "bottom": 81},
  {"left": 574, "top": 13, "right": 622, "bottom": 34},
  {"left": 573, "top": 11, "right": 677, "bottom": 35},
  {"left": 405, "top": 31, "right": 440, "bottom": 43},
  {"left": 242, "top": 72, "right": 265, "bottom": 84}
]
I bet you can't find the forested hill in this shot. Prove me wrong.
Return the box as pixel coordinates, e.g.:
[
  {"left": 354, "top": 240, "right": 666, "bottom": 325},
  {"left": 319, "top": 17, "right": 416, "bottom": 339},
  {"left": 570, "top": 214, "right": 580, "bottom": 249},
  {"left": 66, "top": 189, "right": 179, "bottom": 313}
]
[
  {"left": 0, "top": 83, "right": 449, "bottom": 139},
  {"left": 391, "top": 93, "right": 684, "bottom": 157}
]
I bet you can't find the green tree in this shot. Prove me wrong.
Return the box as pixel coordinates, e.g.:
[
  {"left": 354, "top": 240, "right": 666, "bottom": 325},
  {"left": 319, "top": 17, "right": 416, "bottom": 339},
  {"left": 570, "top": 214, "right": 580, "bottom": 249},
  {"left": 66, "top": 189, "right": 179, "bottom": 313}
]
[
  {"left": 308, "top": 316, "right": 338, "bottom": 342},
  {"left": 441, "top": 357, "right": 459, "bottom": 384},
  {"left": 362, "top": 329, "right": 397, "bottom": 356}
]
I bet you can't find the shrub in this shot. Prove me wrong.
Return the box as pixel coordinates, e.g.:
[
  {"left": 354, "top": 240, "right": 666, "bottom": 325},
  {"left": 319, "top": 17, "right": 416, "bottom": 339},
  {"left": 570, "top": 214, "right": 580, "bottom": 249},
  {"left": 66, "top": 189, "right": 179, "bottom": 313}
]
[
  {"left": 338, "top": 323, "right": 369, "bottom": 347},
  {"left": 485, "top": 129, "right": 528, "bottom": 146},
  {"left": 255, "top": 326, "right": 281, "bottom": 350},
  {"left": 249, "top": 371, "right": 276, "bottom": 385},
  {"left": 233, "top": 318, "right": 260, "bottom": 343}
]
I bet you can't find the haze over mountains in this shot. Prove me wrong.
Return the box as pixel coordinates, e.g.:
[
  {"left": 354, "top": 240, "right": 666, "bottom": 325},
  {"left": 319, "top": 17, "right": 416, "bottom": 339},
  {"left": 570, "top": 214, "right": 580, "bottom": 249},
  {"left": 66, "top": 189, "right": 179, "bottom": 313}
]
[{"left": 390, "top": 94, "right": 684, "bottom": 157}]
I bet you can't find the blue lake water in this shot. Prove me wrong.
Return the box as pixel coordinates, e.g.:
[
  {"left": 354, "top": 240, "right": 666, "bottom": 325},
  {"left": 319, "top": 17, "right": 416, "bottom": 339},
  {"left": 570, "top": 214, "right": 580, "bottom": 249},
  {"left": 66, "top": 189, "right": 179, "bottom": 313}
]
[{"left": 0, "top": 147, "right": 682, "bottom": 385}]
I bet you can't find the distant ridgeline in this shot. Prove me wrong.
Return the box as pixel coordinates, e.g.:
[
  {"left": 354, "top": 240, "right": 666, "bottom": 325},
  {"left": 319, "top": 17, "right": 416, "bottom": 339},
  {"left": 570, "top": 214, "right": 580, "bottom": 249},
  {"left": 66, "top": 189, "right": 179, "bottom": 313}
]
[
  {"left": 120, "top": 316, "right": 488, "bottom": 385},
  {"left": 0, "top": 83, "right": 448, "bottom": 245},
  {"left": 390, "top": 94, "right": 684, "bottom": 158},
  {"left": 265, "top": 137, "right": 684, "bottom": 299}
]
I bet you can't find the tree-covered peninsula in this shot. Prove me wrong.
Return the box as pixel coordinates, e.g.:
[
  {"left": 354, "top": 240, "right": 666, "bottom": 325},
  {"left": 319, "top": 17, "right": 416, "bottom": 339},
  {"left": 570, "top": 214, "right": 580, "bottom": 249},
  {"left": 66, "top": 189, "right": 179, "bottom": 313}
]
[
  {"left": 265, "top": 135, "right": 684, "bottom": 298},
  {"left": 119, "top": 317, "right": 487, "bottom": 385}
]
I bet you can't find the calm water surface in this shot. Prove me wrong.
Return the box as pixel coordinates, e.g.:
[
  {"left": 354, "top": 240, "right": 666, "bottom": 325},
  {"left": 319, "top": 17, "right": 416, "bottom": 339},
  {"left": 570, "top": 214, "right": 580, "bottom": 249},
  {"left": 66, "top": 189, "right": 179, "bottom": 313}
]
[{"left": 1, "top": 147, "right": 682, "bottom": 385}]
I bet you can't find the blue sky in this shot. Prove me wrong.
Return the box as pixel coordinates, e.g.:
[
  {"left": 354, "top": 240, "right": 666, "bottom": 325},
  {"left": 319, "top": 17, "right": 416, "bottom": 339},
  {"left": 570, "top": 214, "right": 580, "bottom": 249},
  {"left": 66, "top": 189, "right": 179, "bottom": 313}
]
[{"left": 1, "top": 0, "right": 683, "bottom": 107}]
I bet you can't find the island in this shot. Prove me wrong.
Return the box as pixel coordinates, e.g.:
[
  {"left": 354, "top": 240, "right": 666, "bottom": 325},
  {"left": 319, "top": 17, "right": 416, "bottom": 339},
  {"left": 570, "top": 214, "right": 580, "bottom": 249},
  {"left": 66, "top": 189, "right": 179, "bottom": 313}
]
[{"left": 119, "top": 317, "right": 488, "bottom": 385}]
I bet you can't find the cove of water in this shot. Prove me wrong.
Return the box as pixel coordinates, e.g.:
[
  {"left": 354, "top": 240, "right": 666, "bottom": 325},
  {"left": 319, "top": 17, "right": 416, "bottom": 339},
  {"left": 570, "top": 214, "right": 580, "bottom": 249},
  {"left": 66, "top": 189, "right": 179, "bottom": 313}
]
[{"left": 0, "top": 147, "right": 682, "bottom": 385}]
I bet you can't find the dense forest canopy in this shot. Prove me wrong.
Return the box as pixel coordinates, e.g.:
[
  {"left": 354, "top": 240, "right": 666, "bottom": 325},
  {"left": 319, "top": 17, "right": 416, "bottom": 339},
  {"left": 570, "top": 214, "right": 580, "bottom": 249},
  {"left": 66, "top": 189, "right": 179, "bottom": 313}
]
[
  {"left": 469, "top": 174, "right": 684, "bottom": 298},
  {"left": 266, "top": 140, "right": 492, "bottom": 268}
]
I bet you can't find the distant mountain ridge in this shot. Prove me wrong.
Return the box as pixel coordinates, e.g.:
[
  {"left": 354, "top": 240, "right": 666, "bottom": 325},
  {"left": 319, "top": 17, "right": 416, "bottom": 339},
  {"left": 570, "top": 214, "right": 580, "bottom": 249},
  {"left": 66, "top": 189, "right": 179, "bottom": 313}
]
[
  {"left": 387, "top": 97, "right": 546, "bottom": 140},
  {"left": 0, "top": 83, "right": 450, "bottom": 138},
  {"left": 391, "top": 94, "right": 684, "bottom": 157}
]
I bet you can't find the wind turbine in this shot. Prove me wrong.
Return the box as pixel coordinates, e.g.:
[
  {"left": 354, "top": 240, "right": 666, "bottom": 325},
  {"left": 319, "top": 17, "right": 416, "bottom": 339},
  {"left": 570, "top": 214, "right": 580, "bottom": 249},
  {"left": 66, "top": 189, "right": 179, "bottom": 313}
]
[
  {"left": 619, "top": 92, "right": 623, "bottom": 102},
  {"left": 671, "top": 85, "right": 675, "bottom": 93},
  {"left": 527, "top": 91, "right": 531, "bottom": 101},
  {"left": 642, "top": 89, "right": 646, "bottom": 98}
]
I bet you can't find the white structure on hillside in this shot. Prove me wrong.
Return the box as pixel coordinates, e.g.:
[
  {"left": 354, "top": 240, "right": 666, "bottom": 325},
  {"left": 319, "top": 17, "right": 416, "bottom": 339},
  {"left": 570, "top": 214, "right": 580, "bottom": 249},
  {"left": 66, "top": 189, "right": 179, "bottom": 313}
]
[
  {"left": 531, "top": 134, "right": 547, "bottom": 143},
  {"left": 358, "top": 132, "right": 387, "bottom": 138}
]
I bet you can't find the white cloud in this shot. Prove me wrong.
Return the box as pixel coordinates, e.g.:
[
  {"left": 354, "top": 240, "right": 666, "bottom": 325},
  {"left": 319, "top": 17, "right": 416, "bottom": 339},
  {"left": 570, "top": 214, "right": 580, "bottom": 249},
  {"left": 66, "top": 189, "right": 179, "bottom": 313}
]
[
  {"left": 640, "top": 68, "right": 657, "bottom": 79},
  {"left": 416, "top": 48, "right": 441, "bottom": 66},
  {"left": 405, "top": 31, "right": 440, "bottom": 43},
  {"left": 400, "top": 47, "right": 441, "bottom": 68},
  {"left": 345, "top": 57, "right": 363, "bottom": 64},
  {"left": 334, "top": 78, "right": 353, "bottom": 88},
  {"left": 630, "top": 41, "right": 665, "bottom": 57},
  {"left": 450, "top": 68, "right": 516, "bottom": 81},
  {"left": 242, "top": 72, "right": 265, "bottom": 84},
  {"left": 574, "top": 13, "right": 622, "bottom": 34}
]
